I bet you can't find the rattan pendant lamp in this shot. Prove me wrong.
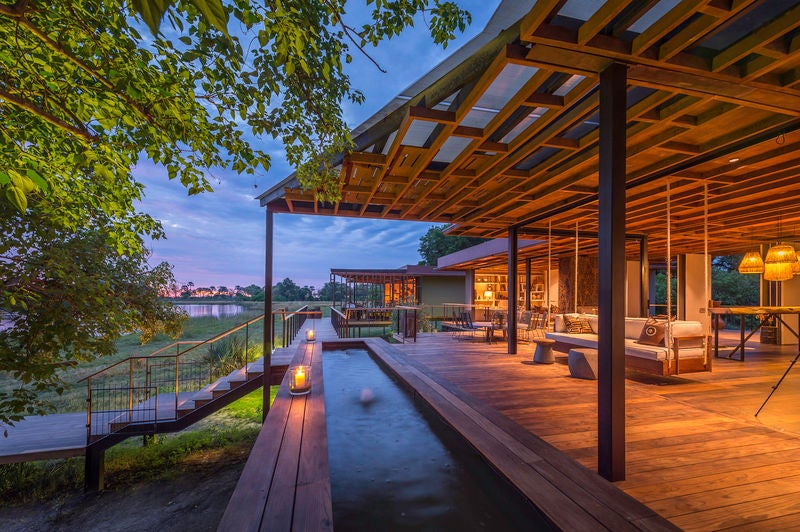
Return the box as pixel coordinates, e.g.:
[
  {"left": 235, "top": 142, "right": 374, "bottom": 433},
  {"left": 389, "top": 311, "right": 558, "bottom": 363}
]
[
  {"left": 764, "top": 242, "right": 797, "bottom": 281},
  {"left": 763, "top": 216, "right": 797, "bottom": 282},
  {"left": 737, "top": 250, "right": 765, "bottom": 274}
]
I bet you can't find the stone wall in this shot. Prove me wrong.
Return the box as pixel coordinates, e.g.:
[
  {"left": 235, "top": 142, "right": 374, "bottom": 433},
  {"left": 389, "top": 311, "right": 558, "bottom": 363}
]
[{"left": 558, "top": 256, "right": 598, "bottom": 313}]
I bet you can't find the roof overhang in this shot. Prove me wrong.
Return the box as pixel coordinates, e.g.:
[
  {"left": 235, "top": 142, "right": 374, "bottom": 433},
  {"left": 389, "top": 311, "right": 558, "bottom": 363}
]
[{"left": 262, "top": 0, "right": 800, "bottom": 261}]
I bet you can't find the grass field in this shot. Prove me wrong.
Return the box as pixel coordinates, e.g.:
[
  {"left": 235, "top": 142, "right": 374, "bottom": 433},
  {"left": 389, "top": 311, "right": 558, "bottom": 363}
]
[
  {"left": 0, "top": 388, "right": 277, "bottom": 504},
  {"left": 0, "top": 301, "right": 317, "bottom": 504}
]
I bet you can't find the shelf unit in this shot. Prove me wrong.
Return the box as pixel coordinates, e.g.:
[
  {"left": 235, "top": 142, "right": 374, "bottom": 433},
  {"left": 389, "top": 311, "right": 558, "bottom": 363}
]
[
  {"left": 473, "top": 271, "right": 547, "bottom": 311},
  {"left": 474, "top": 274, "right": 507, "bottom": 309}
]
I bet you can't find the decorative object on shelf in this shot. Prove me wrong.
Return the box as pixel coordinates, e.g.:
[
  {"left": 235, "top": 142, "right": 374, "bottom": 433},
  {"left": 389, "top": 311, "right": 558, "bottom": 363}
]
[
  {"left": 289, "top": 365, "right": 311, "bottom": 395},
  {"left": 737, "top": 251, "right": 764, "bottom": 274},
  {"left": 763, "top": 242, "right": 797, "bottom": 281}
]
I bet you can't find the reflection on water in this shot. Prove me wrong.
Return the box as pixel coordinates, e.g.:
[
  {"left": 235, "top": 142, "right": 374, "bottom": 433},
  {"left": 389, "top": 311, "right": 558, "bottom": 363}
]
[
  {"left": 177, "top": 304, "right": 244, "bottom": 318},
  {"left": 323, "top": 348, "right": 547, "bottom": 531}
]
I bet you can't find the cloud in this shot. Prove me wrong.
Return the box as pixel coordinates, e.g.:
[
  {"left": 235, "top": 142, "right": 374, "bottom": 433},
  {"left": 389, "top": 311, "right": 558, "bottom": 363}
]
[{"left": 136, "top": 0, "right": 499, "bottom": 289}]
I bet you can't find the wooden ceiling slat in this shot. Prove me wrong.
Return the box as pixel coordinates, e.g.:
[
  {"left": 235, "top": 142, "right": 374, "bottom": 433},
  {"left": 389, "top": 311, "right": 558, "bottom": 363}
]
[
  {"left": 577, "top": 0, "right": 633, "bottom": 46},
  {"left": 417, "top": 67, "right": 560, "bottom": 218},
  {"left": 630, "top": 0, "right": 709, "bottom": 56},
  {"left": 711, "top": 4, "right": 800, "bottom": 73}
]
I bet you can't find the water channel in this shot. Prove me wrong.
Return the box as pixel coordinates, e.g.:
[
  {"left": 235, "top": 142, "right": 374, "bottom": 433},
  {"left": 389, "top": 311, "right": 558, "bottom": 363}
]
[{"left": 323, "top": 348, "right": 549, "bottom": 530}]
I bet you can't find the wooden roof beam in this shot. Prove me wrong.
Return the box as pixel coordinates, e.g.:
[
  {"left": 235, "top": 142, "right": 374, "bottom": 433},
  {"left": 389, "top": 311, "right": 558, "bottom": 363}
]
[
  {"left": 525, "top": 93, "right": 565, "bottom": 108},
  {"left": 519, "top": 0, "right": 569, "bottom": 39},
  {"left": 388, "top": 44, "right": 525, "bottom": 218},
  {"left": 347, "top": 152, "right": 387, "bottom": 166},
  {"left": 711, "top": 3, "right": 800, "bottom": 72},
  {"left": 408, "top": 106, "right": 456, "bottom": 125},
  {"left": 631, "top": 0, "right": 708, "bottom": 56},
  {"left": 417, "top": 67, "right": 560, "bottom": 218},
  {"left": 577, "top": 0, "right": 633, "bottom": 46}
]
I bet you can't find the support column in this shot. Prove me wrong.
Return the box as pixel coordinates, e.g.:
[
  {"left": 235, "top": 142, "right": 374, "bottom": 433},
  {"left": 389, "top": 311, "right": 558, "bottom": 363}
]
[
  {"left": 640, "top": 236, "right": 649, "bottom": 318},
  {"left": 525, "top": 258, "right": 532, "bottom": 311},
  {"left": 263, "top": 208, "right": 274, "bottom": 422},
  {"left": 84, "top": 444, "right": 105, "bottom": 491},
  {"left": 598, "top": 62, "right": 627, "bottom": 482},
  {"left": 508, "top": 227, "right": 518, "bottom": 355}
]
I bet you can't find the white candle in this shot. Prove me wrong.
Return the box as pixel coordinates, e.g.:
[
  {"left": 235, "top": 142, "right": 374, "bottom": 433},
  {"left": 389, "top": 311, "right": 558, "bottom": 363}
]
[{"left": 295, "top": 367, "right": 306, "bottom": 389}]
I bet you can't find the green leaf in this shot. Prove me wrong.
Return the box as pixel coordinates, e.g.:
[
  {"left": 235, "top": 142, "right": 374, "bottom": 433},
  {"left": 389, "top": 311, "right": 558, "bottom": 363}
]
[
  {"left": 26, "top": 169, "right": 49, "bottom": 193},
  {"left": 0, "top": 171, "right": 8, "bottom": 186},
  {"left": 5, "top": 185, "right": 28, "bottom": 212},
  {"left": 132, "top": 0, "right": 173, "bottom": 35},
  {"left": 189, "top": 0, "right": 229, "bottom": 35}
]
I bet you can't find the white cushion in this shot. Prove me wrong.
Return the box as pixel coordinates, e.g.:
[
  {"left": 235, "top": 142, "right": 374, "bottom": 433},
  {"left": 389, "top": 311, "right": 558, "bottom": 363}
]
[{"left": 624, "top": 317, "right": 648, "bottom": 339}]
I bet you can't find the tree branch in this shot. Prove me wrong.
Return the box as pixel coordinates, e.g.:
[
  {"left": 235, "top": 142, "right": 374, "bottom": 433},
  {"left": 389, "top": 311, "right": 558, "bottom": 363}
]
[
  {"left": 0, "top": 8, "right": 155, "bottom": 125},
  {"left": 0, "top": 88, "right": 96, "bottom": 142},
  {"left": 321, "top": 0, "right": 387, "bottom": 73}
]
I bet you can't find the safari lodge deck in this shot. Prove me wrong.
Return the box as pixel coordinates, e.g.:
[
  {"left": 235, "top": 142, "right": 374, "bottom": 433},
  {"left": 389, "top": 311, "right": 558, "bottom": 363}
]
[
  {"left": 226, "top": 321, "right": 800, "bottom": 530},
  {"left": 248, "top": 0, "right": 800, "bottom": 528}
]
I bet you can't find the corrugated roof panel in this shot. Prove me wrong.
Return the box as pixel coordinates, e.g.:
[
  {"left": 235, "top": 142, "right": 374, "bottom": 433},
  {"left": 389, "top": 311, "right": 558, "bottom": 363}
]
[
  {"left": 461, "top": 108, "right": 496, "bottom": 128},
  {"left": 474, "top": 64, "right": 539, "bottom": 111},
  {"left": 433, "top": 136, "right": 473, "bottom": 164},
  {"left": 500, "top": 107, "right": 545, "bottom": 144}
]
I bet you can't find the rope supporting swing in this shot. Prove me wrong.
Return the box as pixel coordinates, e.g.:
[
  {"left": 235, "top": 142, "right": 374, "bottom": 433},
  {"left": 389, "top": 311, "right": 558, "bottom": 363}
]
[
  {"left": 547, "top": 219, "right": 552, "bottom": 314},
  {"left": 666, "top": 178, "right": 672, "bottom": 371},
  {"left": 704, "top": 182, "right": 710, "bottom": 366},
  {"left": 575, "top": 221, "right": 579, "bottom": 312}
]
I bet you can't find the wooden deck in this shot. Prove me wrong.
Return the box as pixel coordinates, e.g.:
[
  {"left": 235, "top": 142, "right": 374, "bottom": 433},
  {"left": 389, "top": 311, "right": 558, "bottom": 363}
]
[
  {"left": 394, "top": 331, "right": 800, "bottom": 530},
  {"left": 223, "top": 332, "right": 674, "bottom": 530}
]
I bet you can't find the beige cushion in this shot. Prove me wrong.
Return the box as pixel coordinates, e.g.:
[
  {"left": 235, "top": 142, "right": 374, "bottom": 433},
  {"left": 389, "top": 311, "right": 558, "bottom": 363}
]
[
  {"left": 586, "top": 315, "right": 599, "bottom": 334},
  {"left": 554, "top": 313, "right": 579, "bottom": 332}
]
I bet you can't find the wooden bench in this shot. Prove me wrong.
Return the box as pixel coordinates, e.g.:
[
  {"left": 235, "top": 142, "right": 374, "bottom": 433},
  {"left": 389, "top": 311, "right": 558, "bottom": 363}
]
[{"left": 218, "top": 341, "right": 332, "bottom": 531}]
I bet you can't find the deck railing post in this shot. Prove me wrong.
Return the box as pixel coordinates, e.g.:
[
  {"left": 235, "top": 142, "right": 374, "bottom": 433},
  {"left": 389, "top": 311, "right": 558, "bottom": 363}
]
[
  {"left": 86, "top": 377, "right": 92, "bottom": 443},
  {"left": 128, "top": 359, "right": 134, "bottom": 421}
]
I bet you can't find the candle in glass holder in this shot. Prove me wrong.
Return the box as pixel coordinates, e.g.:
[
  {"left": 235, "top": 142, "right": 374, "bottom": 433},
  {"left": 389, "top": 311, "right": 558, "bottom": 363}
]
[
  {"left": 306, "top": 329, "right": 316, "bottom": 342},
  {"left": 289, "top": 365, "right": 311, "bottom": 395}
]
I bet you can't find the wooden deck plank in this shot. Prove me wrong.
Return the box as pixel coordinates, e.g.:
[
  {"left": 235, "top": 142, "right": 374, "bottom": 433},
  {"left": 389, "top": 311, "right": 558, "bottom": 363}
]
[
  {"left": 219, "top": 344, "right": 306, "bottom": 532},
  {"left": 292, "top": 341, "right": 333, "bottom": 531},
  {"left": 391, "top": 332, "right": 800, "bottom": 531},
  {"left": 366, "top": 338, "right": 672, "bottom": 531}
]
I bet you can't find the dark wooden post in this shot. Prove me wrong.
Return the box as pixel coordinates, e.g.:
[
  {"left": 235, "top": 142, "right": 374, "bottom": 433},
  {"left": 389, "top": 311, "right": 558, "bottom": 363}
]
[
  {"left": 598, "top": 62, "right": 627, "bottom": 482},
  {"left": 263, "top": 208, "right": 274, "bottom": 422},
  {"left": 507, "top": 226, "right": 518, "bottom": 355},
  {"left": 84, "top": 444, "right": 105, "bottom": 491},
  {"left": 640, "top": 236, "right": 649, "bottom": 318}
]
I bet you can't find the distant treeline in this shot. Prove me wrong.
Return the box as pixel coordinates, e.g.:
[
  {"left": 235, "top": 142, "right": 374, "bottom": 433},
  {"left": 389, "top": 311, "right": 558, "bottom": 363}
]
[{"left": 169, "top": 279, "right": 345, "bottom": 302}]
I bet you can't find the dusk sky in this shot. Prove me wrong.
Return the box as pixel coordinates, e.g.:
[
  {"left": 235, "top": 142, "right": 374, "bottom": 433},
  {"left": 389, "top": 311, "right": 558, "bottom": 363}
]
[{"left": 136, "top": 1, "right": 501, "bottom": 290}]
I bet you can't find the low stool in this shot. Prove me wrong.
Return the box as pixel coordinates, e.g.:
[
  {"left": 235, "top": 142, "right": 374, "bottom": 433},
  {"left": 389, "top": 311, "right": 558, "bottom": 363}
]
[
  {"left": 532, "top": 338, "right": 556, "bottom": 364},
  {"left": 568, "top": 348, "right": 599, "bottom": 380}
]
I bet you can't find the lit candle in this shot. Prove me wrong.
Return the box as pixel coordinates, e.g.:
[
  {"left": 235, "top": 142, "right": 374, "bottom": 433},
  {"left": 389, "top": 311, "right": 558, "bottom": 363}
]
[
  {"left": 306, "top": 329, "right": 316, "bottom": 341},
  {"left": 294, "top": 367, "right": 306, "bottom": 389}
]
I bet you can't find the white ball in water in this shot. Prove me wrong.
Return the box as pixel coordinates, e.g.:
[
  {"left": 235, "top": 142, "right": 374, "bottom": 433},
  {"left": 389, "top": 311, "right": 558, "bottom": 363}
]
[{"left": 359, "top": 388, "right": 375, "bottom": 403}]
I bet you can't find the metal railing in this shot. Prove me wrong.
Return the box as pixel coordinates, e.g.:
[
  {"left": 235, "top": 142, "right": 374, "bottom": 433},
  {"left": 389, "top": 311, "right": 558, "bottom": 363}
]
[
  {"left": 272, "top": 305, "right": 309, "bottom": 349},
  {"left": 392, "top": 306, "right": 419, "bottom": 343},
  {"left": 81, "top": 313, "right": 266, "bottom": 442},
  {"left": 329, "top": 306, "right": 394, "bottom": 338}
]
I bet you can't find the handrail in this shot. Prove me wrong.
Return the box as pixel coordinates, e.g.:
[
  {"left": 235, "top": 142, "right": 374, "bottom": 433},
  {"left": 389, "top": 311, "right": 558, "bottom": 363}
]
[
  {"left": 84, "top": 312, "right": 269, "bottom": 443},
  {"left": 79, "top": 313, "right": 266, "bottom": 383}
]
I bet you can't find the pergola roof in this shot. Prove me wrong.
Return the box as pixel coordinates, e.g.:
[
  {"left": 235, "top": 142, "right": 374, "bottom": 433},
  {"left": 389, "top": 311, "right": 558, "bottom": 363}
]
[{"left": 260, "top": 0, "right": 800, "bottom": 264}]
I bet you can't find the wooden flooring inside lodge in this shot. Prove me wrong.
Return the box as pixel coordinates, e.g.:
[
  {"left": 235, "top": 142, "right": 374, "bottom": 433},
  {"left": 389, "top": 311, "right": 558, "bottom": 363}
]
[{"left": 394, "top": 332, "right": 800, "bottom": 531}]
